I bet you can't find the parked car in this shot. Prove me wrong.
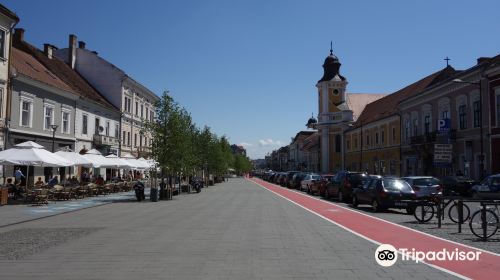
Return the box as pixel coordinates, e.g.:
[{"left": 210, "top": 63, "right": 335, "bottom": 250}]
[
  {"left": 325, "top": 171, "right": 370, "bottom": 202},
  {"left": 268, "top": 172, "right": 277, "bottom": 183},
  {"left": 300, "top": 173, "right": 321, "bottom": 194},
  {"left": 470, "top": 174, "right": 500, "bottom": 200},
  {"left": 318, "top": 174, "right": 335, "bottom": 197},
  {"left": 441, "top": 176, "right": 478, "bottom": 196},
  {"left": 401, "top": 176, "right": 442, "bottom": 198},
  {"left": 352, "top": 177, "right": 416, "bottom": 213},
  {"left": 277, "top": 172, "right": 287, "bottom": 186},
  {"left": 290, "top": 172, "right": 306, "bottom": 189},
  {"left": 285, "top": 171, "right": 300, "bottom": 187}
]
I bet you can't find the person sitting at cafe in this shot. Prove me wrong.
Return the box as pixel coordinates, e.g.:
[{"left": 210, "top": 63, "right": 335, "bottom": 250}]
[
  {"left": 69, "top": 176, "right": 79, "bottom": 185},
  {"left": 34, "top": 177, "right": 44, "bottom": 187},
  {"left": 47, "top": 176, "right": 59, "bottom": 187},
  {"left": 95, "top": 175, "right": 104, "bottom": 186},
  {"left": 6, "top": 178, "right": 22, "bottom": 200}
]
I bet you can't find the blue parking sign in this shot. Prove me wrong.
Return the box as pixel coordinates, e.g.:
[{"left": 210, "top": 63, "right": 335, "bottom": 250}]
[{"left": 437, "top": 119, "right": 450, "bottom": 132}]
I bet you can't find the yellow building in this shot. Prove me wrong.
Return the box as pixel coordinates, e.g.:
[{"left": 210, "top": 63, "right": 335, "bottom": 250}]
[
  {"left": 315, "top": 46, "right": 385, "bottom": 173},
  {"left": 344, "top": 67, "right": 454, "bottom": 176}
]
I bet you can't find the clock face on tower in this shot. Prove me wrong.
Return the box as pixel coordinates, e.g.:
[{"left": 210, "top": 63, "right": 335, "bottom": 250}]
[{"left": 333, "top": 89, "right": 339, "bottom": 96}]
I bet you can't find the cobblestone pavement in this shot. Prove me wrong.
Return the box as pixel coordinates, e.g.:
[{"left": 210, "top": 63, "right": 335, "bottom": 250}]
[{"left": 0, "top": 178, "right": 459, "bottom": 280}]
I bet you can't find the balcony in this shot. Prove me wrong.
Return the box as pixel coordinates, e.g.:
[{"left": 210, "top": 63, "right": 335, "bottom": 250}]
[{"left": 93, "top": 134, "right": 118, "bottom": 146}]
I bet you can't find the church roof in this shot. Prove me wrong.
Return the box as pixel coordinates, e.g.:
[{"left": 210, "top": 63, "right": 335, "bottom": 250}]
[
  {"left": 352, "top": 66, "right": 458, "bottom": 128},
  {"left": 345, "top": 93, "right": 387, "bottom": 121}
]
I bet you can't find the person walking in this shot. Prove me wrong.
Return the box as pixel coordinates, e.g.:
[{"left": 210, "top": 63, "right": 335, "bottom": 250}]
[{"left": 14, "top": 167, "right": 25, "bottom": 185}]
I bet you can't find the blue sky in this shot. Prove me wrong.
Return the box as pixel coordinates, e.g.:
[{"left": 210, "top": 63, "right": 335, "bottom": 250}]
[{"left": 5, "top": 0, "right": 500, "bottom": 159}]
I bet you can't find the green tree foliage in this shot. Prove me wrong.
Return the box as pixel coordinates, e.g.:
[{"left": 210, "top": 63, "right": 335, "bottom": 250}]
[
  {"left": 145, "top": 90, "right": 236, "bottom": 179},
  {"left": 233, "top": 154, "right": 253, "bottom": 174}
]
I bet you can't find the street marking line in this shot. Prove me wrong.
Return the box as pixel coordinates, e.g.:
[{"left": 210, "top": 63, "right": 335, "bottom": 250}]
[{"left": 248, "top": 178, "right": 500, "bottom": 280}]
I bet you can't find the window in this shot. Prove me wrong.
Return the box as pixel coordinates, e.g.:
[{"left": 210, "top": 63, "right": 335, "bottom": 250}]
[
  {"left": 123, "top": 131, "right": 126, "bottom": 144},
  {"left": 21, "top": 100, "right": 32, "bottom": 127},
  {"left": 135, "top": 101, "right": 138, "bottom": 115},
  {"left": 473, "top": 101, "right": 481, "bottom": 127},
  {"left": 335, "top": 134, "right": 341, "bottom": 153},
  {"left": 134, "top": 133, "right": 137, "bottom": 147},
  {"left": 146, "top": 107, "right": 149, "bottom": 120},
  {"left": 127, "top": 98, "right": 131, "bottom": 113},
  {"left": 115, "top": 124, "right": 119, "bottom": 138},
  {"left": 62, "top": 111, "right": 70, "bottom": 134},
  {"left": 354, "top": 137, "right": 358, "bottom": 149},
  {"left": 392, "top": 127, "right": 396, "bottom": 142},
  {"left": 459, "top": 105, "right": 467, "bottom": 130},
  {"left": 424, "top": 115, "right": 430, "bottom": 134},
  {"left": 140, "top": 104, "right": 144, "bottom": 118},
  {"left": 95, "top": 118, "right": 100, "bottom": 135},
  {"left": 105, "top": 121, "right": 110, "bottom": 136},
  {"left": 381, "top": 130, "right": 385, "bottom": 144},
  {"left": 346, "top": 139, "right": 351, "bottom": 150},
  {"left": 140, "top": 135, "right": 143, "bottom": 147},
  {"left": 0, "top": 29, "right": 5, "bottom": 59},
  {"left": 405, "top": 120, "right": 410, "bottom": 140},
  {"left": 144, "top": 136, "right": 148, "bottom": 147},
  {"left": 82, "top": 114, "right": 88, "bottom": 134},
  {"left": 442, "top": 110, "right": 449, "bottom": 120},
  {"left": 413, "top": 119, "right": 418, "bottom": 137},
  {"left": 375, "top": 132, "right": 379, "bottom": 144},
  {"left": 127, "top": 132, "right": 131, "bottom": 146},
  {"left": 497, "top": 94, "right": 500, "bottom": 126},
  {"left": 44, "top": 106, "right": 54, "bottom": 130},
  {"left": 366, "top": 134, "right": 370, "bottom": 146},
  {"left": 150, "top": 111, "right": 154, "bottom": 122}
]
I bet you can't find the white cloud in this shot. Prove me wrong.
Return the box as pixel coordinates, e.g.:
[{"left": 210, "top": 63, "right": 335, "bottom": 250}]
[
  {"left": 238, "top": 142, "right": 254, "bottom": 147},
  {"left": 258, "top": 139, "right": 283, "bottom": 146}
]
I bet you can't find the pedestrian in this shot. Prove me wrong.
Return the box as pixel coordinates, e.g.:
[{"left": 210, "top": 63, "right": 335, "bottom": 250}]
[{"left": 14, "top": 167, "right": 25, "bottom": 185}]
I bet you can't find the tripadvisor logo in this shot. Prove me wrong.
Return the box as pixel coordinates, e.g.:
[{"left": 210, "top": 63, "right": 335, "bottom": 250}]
[{"left": 375, "top": 244, "right": 482, "bottom": 267}]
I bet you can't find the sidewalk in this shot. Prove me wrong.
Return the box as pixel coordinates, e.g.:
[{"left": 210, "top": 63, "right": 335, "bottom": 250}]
[{"left": 0, "top": 190, "right": 149, "bottom": 228}]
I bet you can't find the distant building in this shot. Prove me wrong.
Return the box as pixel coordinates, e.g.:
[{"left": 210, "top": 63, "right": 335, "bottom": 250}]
[{"left": 288, "top": 131, "right": 315, "bottom": 171}]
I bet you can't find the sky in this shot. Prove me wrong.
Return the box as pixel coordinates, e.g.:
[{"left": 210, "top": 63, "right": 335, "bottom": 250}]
[{"left": 5, "top": 0, "right": 500, "bottom": 159}]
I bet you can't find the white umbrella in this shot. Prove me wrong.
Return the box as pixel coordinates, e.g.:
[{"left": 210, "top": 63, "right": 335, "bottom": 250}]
[
  {"left": 105, "top": 154, "right": 133, "bottom": 169},
  {"left": 137, "top": 157, "right": 152, "bottom": 169},
  {"left": 55, "top": 149, "right": 93, "bottom": 167},
  {"left": 121, "top": 153, "right": 146, "bottom": 170},
  {"left": 0, "top": 141, "right": 72, "bottom": 167},
  {"left": 82, "top": 149, "right": 116, "bottom": 168},
  {"left": 0, "top": 141, "right": 72, "bottom": 188}
]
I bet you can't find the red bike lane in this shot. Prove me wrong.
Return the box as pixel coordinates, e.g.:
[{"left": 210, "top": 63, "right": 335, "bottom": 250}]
[{"left": 249, "top": 177, "right": 500, "bottom": 280}]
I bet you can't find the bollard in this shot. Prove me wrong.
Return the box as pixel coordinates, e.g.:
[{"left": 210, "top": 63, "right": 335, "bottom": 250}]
[
  {"left": 481, "top": 203, "right": 487, "bottom": 241},
  {"left": 437, "top": 201, "right": 442, "bottom": 228},
  {"left": 457, "top": 200, "right": 463, "bottom": 233}
]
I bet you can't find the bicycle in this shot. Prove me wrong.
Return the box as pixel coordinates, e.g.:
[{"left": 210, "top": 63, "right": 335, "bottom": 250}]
[
  {"left": 469, "top": 203, "right": 500, "bottom": 239},
  {"left": 413, "top": 194, "right": 470, "bottom": 224}
]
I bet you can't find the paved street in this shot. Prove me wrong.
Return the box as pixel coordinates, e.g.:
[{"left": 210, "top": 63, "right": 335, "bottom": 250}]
[{"left": 0, "top": 178, "right": 460, "bottom": 280}]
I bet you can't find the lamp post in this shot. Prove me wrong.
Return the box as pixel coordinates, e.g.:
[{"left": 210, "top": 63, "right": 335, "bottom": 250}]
[
  {"left": 453, "top": 78, "right": 484, "bottom": 180},
  {"left": 51, "top": 124, "right": 59, "bottom": 152}
]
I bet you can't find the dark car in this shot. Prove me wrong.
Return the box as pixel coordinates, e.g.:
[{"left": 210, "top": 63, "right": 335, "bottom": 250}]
[
  {"left": 290, "top": 172, "right": 306, "bottom": 189},
  {"left": 470, "top": 174, "right": 500, "bottom": 200},
  {"left": 285, "top": 171, "right": 300, "bottom": 187},
  {"left": 277, "top": 172, "right": 287, "bottom": 186},
  {"left": 352, "top": 177, "right": 416, "bottom": 213},
  {"left": 268, "top": 172, "right": 277, "bottom": 183},
  {"left": 325, "top": 171, "right": 370, "bottom": 202},
  {"left": 441, "top": 176, "right": 478, "bottom": 196}
]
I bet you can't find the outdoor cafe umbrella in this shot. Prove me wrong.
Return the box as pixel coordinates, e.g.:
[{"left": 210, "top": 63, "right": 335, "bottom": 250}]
[
  {"left": 0, "top": 141, "right": 73, "bottom": 188},
  {"left": 105, "top": 154, "right": 133, "bottom": 169},
  {"left": 120, "top": 153, "right": 147, "bottom": 170},
  {"left": 138, "top": 157, "right": 154, "bottom": 169},
  {"left": 55, "top": 149, "right": 93, "bottom": 167},
  {"left": 82, "top": 149, "right": 116, "bottom": 168}
]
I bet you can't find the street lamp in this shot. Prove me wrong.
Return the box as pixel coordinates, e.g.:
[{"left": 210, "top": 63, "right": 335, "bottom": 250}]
[
  {"left": 51, "top": 124, "right": 59, "bottom": 152},
  {"left": 452, "top": 78, "right": 484, "bottom": 180}
]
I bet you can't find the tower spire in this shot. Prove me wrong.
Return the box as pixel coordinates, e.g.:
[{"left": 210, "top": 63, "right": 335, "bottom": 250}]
[{"left": 330, "top": 41, "right": 333, "bottom": 55}]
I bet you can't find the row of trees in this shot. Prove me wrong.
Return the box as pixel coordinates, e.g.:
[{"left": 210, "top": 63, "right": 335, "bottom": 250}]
[{"left": 145, "top": 91, "right": 253, "bottom": 184}]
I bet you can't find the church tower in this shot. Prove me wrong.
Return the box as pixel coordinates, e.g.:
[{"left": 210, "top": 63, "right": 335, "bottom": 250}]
[{"left": 316, "top": 44, "right": 350, "bottom": 173}]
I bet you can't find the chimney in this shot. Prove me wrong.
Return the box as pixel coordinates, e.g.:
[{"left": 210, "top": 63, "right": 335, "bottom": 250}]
[
  {"left": 477, "top": 57, "right": 491, "bottom": 65},
  {"left": 78, "top": 41, "right": 86, "bottom": 49},
  {"left": 43, "top": 44, "right": 54, "bottom": 59},
  {"left": 68, "top": 34, "right": 77, "bottom": 69},
  {"left": 13, "top": 28, "right": 25, "bottom": 43}
]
